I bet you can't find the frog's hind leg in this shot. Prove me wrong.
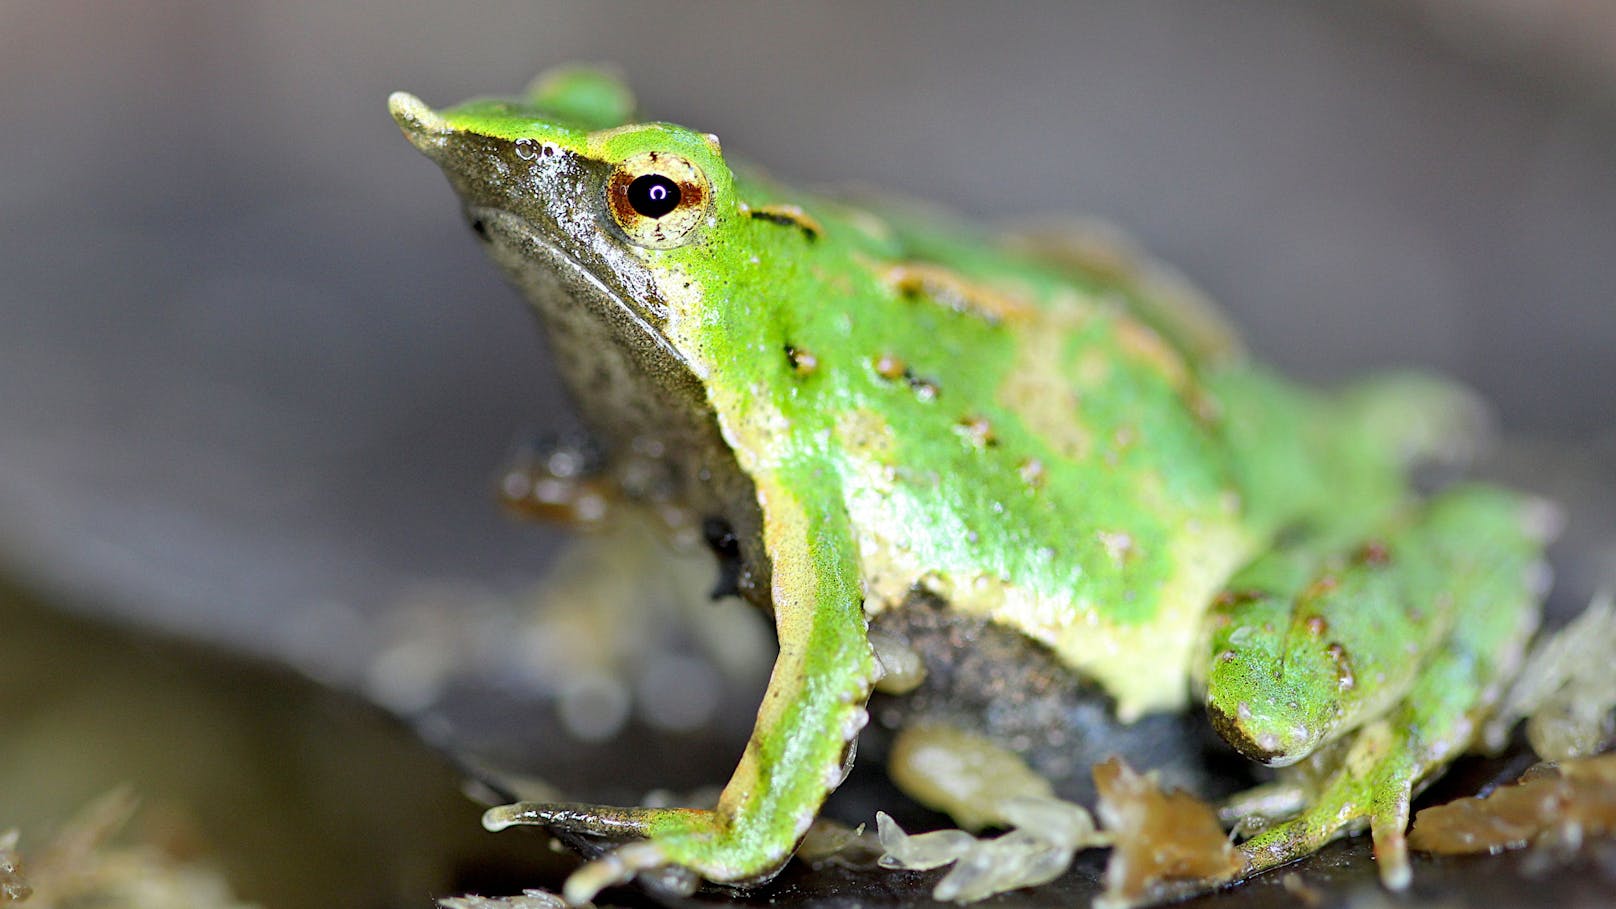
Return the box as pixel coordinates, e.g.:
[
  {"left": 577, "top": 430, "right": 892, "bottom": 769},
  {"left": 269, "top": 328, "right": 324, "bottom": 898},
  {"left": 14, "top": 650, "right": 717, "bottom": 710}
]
[
  {"left": 1336, "top": 371, "right": 1495, "bottom": 480},
  {"left": 1203, "top": 485, "right": 1551, "bottom": 888}
]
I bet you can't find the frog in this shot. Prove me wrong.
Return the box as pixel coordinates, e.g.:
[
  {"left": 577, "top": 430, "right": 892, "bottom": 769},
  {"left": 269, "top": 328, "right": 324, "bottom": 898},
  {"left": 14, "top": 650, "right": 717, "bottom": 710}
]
[{"left": 388, "top": 66, "right": 1553, "bottom": 903}]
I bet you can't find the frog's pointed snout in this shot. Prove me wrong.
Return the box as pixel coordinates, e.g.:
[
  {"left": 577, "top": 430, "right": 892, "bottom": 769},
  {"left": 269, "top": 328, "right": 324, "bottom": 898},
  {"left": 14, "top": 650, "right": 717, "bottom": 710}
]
[{"left": 388, "top": 91, "right": 450, "bottom": 153}]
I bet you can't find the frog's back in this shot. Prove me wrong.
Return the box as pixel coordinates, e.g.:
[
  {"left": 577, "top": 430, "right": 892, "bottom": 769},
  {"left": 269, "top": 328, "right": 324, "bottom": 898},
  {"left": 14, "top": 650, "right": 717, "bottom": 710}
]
[{"left": 707, "top": 182, "right": 1272, "bottom": 718}]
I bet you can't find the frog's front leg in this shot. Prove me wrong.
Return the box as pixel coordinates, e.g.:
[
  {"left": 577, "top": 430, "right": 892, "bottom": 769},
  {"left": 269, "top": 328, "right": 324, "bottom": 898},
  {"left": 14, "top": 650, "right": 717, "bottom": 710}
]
[
  {"left": 496, "top": 436, "right": 621, "bottom": 530},
  {"left": 486, "top": 478, "right": 879, "bottom": 903},
  {"left": 1203, "top": 486, "right": 1549, "bottom": 888}
]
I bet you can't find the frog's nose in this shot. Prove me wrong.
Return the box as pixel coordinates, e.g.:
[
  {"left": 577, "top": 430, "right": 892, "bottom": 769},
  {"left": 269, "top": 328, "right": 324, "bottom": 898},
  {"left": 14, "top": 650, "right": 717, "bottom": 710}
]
[{"left": 388, "top": 91, "right": 451, "bottom": 153}]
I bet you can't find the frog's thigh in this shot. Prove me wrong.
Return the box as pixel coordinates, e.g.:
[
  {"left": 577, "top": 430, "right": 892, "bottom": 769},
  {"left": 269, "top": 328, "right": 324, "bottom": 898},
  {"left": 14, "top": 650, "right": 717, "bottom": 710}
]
[
  {"left": 996, "top": 218, "right": 1243, "bottom": 366},
  {"left": 1206, "top": 486, "right": 1546, "bottom": 887},
  {"left": 886, "top": 722, "right": 1056, "bottom": 831}
]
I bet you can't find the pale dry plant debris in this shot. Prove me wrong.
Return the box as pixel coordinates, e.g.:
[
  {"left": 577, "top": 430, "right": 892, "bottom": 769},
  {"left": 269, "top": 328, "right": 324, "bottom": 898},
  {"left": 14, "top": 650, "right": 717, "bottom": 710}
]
[
  {"left": 1092, "top": 758, "right": 1244, "bottom": 909},
  {"left": 877, "top": 795, "right": 1107, "bottom": 903},
  {"left": 1409, "top": 751, "right": 1616, "bottom": 856},
  {"left": 878, "top": 756, "right": 1245, "bottom": 906},
  {"left": 1487, "top": 591, "right": 1616, "bottom": 761},
  {"left": 1, "top": 830, "right": 30, "bottom": 903},
  {"left": 0, "top": 789, "right": 255, "bottom": 909},
  {"left": 438, "top": 889, "right": 569, "bottom": 909}
]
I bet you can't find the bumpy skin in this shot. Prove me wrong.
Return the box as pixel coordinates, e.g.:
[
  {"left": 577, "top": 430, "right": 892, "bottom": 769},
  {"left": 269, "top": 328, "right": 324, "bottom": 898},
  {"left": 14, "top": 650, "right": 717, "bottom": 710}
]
[{"left": 390, "top": 68, "right": 1547, "bottom": 900}]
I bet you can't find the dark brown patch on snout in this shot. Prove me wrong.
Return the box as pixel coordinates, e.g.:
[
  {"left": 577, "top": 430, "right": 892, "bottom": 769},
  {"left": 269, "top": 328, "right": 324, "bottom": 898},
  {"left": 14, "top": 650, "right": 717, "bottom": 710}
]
[{"left": 1206, "top": 701, "right": 1284, "bottom": 766}]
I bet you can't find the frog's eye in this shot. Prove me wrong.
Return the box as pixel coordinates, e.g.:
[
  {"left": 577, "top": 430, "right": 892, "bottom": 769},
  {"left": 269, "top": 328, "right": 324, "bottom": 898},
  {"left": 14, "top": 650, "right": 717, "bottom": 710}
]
[{"left": 606, "top": 152, "right": 709, "bottom": 249}]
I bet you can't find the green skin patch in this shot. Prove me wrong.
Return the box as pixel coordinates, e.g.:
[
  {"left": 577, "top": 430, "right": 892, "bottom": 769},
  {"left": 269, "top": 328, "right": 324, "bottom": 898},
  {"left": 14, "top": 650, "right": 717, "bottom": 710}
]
[{"left": 391, "top": 69, "right": 1548, "bottom": 900}]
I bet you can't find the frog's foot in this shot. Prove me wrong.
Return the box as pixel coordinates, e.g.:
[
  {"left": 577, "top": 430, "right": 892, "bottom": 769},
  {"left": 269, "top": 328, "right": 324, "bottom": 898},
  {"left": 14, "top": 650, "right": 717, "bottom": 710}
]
[
  {"left": 1235, "top": 721, "right": 1419, "bottom": 889},
  {"left": 497, "top": 436, "right": 715, "bottom": 548},
  {"left": 876, "top": 724, "right": 1108, "bottom": 901},
  {"left": 484, "top": 802, "right": 769, "bottom": 905},
  {"left": 497, "top": 438, "right": 617, "bottom": 529}
]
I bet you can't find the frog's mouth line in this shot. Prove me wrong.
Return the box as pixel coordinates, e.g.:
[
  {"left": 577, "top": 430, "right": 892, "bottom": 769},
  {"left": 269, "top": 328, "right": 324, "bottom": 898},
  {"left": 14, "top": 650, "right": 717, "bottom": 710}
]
[{"left": 467, "top": 205, "right": 691, "bottom": 372}]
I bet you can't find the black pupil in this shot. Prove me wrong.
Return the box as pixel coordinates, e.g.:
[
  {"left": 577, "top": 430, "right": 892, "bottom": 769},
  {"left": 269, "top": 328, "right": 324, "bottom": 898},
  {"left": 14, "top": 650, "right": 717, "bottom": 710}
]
[{"left": 627, "top": 174, "right": 681, "bottom": 219}]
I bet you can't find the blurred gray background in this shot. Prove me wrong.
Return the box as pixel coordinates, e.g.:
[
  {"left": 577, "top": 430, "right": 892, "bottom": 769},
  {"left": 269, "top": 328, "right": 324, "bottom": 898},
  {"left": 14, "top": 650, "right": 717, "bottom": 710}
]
[{"left": 2, "top": 0, "right": 1613, "bottom": 678}]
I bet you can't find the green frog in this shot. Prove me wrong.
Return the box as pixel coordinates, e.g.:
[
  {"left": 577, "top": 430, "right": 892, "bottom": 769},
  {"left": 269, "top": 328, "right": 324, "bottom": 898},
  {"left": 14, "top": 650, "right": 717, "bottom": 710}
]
[{"left": 389, "top": 67, "right": 1551, "bottom": 903}]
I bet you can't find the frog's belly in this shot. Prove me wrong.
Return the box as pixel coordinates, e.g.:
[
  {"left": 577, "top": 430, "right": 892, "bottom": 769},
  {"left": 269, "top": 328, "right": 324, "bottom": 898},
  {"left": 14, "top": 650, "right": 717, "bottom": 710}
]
[
  {"left": 864, "top": 590, "right": 1256, "bottom": 806},
  {"left": 846, "top": 483, "right": 1253, "bottom": 721}
]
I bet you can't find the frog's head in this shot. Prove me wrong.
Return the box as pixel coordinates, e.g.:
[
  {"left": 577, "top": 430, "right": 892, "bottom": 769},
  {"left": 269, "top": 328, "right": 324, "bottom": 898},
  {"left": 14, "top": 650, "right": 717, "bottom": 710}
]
[{"left": 390, "top": 67, "right": 744, "bottom": 401}]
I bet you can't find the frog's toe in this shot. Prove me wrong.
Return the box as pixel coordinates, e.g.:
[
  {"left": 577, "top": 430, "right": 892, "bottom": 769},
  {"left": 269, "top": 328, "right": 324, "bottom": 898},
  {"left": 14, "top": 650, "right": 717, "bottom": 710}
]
[
  {"left": 483, "top": 800, "right": 669, "bottom": 839},
  {"left": 561, "top": 840, "right": 687, "bottom": 906},
  {"left": 1368, "top": 787, "right": 1413, "bottom": 890},
  {"left": 482, "top": 801, "right": 707, "bottom": 902}
]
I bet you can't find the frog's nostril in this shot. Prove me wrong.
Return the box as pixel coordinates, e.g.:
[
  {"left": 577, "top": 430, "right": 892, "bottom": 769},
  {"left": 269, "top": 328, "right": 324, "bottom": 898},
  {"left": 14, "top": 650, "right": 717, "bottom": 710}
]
[{"left": 469, "top": 217, "right": 491, "bottom": 242}]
